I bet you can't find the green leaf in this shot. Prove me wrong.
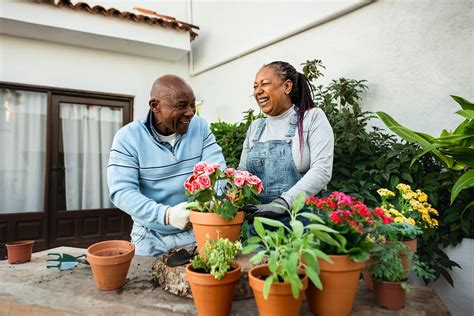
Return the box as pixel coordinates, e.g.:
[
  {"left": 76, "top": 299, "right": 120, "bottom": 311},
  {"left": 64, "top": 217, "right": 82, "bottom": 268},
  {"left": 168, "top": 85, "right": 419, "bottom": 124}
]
[
  {"left": 300, "top": 212, "right": 325, "bottom": 223},
  {"left": 312, "top": 231, "right": 340, "bottom": 247},
  {"left": 242, "top": 243, "right": 261, "bottom": 254},
  {"left": 451, "top": 95, "right": 474, "bottom": 111},
  {"left": 451, "top": 169, "right": 474, "bottom": 204},
  {"left": 247, "top": 236, "right": 261, "bottom": 244},
  {"left": 253, "top": 219, "right": 265, "bottom": 237},
  {"left": 257, "top": 217, "right": 286, "bottom": 228},
  {"left": 307, "top": 224, "right": 339, "bottom": 233},
  {"left": 290, "top": 220, "right": 304, "bottom": 238},
  {"left": 263, "top": 276, "right": 274, "bottom": 300},
  {"left": 305, "top": 266, "right": 323, "bottom": 290},
  {"left": 292, "top": 192, "right": 306, "bottom": 212},
  {"left": 250, "top": 251, "right": 266, "bottom": 265}
]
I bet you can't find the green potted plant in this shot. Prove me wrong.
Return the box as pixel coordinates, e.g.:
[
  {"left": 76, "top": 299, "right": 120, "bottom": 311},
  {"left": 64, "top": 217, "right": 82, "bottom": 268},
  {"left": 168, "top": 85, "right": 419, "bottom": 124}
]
[
  {"left": 185, "top": 236, "right": 242, "bottom": 316},
  {"left": 185, "top": 161, "right": 262, "bottom": 253},
  {"left": 304, "top": 192, "right": 393, "bottom": 315},
  {"left": 243, "top": 193, "right": 335, "bottom": 316},
  {"left": 370, "top": 223, "right": 436, "bottom": 310}
]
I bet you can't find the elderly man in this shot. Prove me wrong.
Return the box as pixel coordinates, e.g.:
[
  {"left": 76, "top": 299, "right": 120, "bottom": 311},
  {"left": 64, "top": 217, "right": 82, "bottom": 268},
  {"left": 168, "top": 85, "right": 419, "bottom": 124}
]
[{"left": 107, "top": 75, "right": 226, "bottom": 256}]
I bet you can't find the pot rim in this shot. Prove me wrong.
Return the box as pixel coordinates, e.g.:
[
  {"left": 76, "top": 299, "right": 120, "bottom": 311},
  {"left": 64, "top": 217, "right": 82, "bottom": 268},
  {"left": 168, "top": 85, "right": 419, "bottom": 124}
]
[
  {"left": 87, "top": 240, "right": 135, "bottom": 264},
  {"left": 189, "top": 210, "right": 244, "bottom": 225},
  {"left": 248, "top": 264, "right": 308, "bottom": 293},
  {"left": 185, "top": 262, "right": 242, "bottom": 285},
  {"left": 372, "top": 278, "right": 408, "bottom": 285},
  {"left": 6, "top": 240, "right": 35, "bottom": 247}
]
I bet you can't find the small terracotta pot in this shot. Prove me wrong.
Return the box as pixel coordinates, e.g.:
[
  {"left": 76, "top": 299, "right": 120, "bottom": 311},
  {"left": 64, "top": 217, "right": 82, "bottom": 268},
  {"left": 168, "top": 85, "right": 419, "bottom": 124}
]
[
  {"left": 87, "top": 240, "right": 135, "bottom": 291},
  {"left": 306, "top": 255, "right": 367, "bottom": 316},
  {"left": 363, "top": 257, "right": 375, "bottom": 291},
  {"left": 248, "top": 264, "right": 308, "bottom": 316},
  {"left": 190, "top": 211, "right": 244, "bottom": 254},
  {"left": 185, "top": 262, "right": 241, "bottom": 316},
  {"left": 373, "top": 278, "right": 406, "bottom": 310},
  {"left": 401, "top": 239, "right": 417, "bottom": 275},
  {"left": 6, "top": 240, "right": 34, "bottom": 264}
]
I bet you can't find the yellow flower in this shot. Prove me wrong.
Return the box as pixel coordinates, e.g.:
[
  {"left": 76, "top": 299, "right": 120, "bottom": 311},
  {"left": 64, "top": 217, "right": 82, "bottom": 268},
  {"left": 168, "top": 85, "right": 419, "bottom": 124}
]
[
  {"left": 417, "top": 190, "right": 428, "bottom": 202},
  {"left": 377, "top": 188, "right": 395, "bottom": 198},
  {"left": 406, "top": 218, "right": 416, "bottom": 226},
  {"left": 396, "top": 183, "right": 411, "bottom": 193}
]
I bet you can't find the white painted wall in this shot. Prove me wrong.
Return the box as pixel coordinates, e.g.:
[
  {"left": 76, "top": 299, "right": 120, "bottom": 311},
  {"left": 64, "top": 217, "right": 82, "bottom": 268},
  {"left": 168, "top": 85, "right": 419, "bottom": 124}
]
[
  {"left": 190, "top": 0, "right": 473, "bottom": 138},
  {"left": 0, "top": 34, "right": 189, "bottom": 120}
]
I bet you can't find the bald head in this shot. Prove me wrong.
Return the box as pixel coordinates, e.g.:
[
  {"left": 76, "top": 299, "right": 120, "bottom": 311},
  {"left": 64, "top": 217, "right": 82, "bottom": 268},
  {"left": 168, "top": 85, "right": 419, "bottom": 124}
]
[{"left": 150, "top": 75, "right": 194, "bottom": 100}]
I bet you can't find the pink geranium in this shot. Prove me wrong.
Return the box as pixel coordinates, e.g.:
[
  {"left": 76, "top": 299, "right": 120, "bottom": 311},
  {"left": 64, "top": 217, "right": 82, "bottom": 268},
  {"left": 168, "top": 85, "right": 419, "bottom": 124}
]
[{"left": 183, "top": 161, "right": 263, "bottom": 220}]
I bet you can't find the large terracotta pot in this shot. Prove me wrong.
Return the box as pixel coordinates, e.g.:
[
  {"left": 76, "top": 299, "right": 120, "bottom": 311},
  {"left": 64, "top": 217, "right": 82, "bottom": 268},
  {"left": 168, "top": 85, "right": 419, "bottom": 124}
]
[
  {"left": 401, "top": 239, "right": 417, "bottom": 275},
  {"left": 6, "top": 240, "right": 34, "bottom": 264},
  {"left": 248, "top": 264, "right": 308, "bottom": 316},
  {"left": 185, "top": 262, "right": 241, "bottom": 316},
  {"left": 87, "top": 240, "right": 135, "bottom": 291},
  {"left": 306, "top": 255, "right": 367, "bottom": 316},
  {"left": 190, "top": 211, "right": 244, "bottom": 254},
  {"left": 373, "top": 278, "right": 406, "bottom": 310}
]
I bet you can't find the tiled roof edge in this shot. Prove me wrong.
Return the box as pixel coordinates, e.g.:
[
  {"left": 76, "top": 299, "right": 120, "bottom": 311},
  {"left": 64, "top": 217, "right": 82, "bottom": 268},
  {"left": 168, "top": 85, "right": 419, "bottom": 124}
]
[{"left": 33, "top": 0, "right": 199, "bottom": 41}]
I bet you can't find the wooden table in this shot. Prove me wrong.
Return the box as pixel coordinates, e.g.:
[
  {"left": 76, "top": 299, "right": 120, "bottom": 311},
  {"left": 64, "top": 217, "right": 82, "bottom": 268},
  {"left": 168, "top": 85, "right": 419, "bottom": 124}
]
[{"left": 0, "top": 247, "right": 451, "bottom": 315}]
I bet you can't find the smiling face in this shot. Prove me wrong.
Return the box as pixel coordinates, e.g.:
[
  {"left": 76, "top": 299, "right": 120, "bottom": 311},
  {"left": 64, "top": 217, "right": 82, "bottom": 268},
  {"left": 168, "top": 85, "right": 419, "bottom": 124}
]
[
  {"left": 253, "top": 66, "right": 293, "bottom": 116},
  {"left": 149, "top": 76, "right": 196, "bottom": 135}
]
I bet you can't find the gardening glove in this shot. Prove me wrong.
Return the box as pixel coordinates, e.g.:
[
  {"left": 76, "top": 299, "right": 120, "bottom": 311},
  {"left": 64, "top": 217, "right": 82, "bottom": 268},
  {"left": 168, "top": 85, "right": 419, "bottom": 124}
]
[
  {"left": 246, "top": 197, "right": 289, "bottom": 222},
  {"left": 165, "top": 202, "right": 190, "bottom": 230}
]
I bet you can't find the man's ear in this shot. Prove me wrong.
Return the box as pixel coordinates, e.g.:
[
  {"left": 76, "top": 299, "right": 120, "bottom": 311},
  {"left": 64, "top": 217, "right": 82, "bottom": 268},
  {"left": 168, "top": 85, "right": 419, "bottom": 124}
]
[{"left": 149, "top": 99, "right": 160, "bottom": 112}]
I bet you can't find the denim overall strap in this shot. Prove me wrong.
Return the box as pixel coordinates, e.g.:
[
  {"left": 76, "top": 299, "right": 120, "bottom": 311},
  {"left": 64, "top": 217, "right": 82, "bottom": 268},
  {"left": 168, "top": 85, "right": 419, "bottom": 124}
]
[
  {"left": 252, "top": 118, "right": 267, "bottom": 143},
  {"left": 245, "top": 113, "right": 301, "bottom": 204}
]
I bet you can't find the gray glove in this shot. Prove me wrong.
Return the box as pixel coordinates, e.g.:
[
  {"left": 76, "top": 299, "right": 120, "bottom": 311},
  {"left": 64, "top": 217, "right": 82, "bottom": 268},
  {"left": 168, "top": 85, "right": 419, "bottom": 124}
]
[
  {"left": 165, "top": 202, "right": 190, "bottom": 230},
  {"left": 247, "top": 197, "right": 289, "bottom": 222}
]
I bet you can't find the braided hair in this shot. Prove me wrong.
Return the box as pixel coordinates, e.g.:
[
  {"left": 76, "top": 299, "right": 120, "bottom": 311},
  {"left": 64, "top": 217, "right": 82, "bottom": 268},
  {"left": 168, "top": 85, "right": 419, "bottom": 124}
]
[{"left": 264, "top": 61, "right": 315, "bottom": 155}]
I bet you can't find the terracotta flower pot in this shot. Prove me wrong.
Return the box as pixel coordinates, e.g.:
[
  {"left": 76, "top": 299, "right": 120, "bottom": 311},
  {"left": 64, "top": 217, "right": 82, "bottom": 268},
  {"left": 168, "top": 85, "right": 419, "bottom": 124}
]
[
  {"left": 87, "top": 240, "right": 135, "bottom": 291},
  {"left": 362, "top": 257, "right": 375, "bottom": 291},
  {"left": 190, "top": 211, "right": 244, "bottom": 254},
  {"left": 306, "top": 255, "right": 367, "bottom": 316},
  {"left": 401, "top": 238, "right": 417, "bottom": 275},
  {"left": 6, "top": 240, "right": 34, "bottom": 264},
  {"left": 248, "top": 264, "right": 308, "bottom": 316},
  {"left": 373, "top": 278, "right": 406, "bottom": 310},
  {"left": 185, "top": 262, "right": 241, "bottom": 316}
]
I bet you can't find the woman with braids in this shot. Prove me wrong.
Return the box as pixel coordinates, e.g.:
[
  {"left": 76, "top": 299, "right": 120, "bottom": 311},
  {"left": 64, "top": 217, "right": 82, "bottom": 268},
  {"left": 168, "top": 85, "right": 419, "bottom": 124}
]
[{"left": 240, "top": 61, "right": 334, "bottom": 222}]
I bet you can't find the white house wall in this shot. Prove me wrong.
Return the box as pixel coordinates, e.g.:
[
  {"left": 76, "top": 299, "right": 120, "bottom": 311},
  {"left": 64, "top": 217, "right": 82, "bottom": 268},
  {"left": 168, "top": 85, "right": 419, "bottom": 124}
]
[
  {"left": 190, "top": 0, "right": 473, "bottom": 137},
  {"left": 0, "top": 34, "right": 189, "bottom": 120}
]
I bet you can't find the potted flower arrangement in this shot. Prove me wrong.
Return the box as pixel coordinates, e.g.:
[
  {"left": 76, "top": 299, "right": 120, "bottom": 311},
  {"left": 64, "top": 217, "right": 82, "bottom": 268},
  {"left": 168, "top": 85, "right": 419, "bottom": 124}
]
[
  {"left": 185, "top": 236, "right": 242, "bottom": 316},
  {"left": 242, "top": 193, "right": 336, "bottom": 316},
  {"left": 184, "top": 161, "right": 262, "bottom": 253},
  {"left": 370, "top": 223, "right": 436, "bottom": 310},
  {"left": 377, "top": 184, "right": 438, "bottom": 272},
  {"left": 304, "top": 191, "right": 393, "bottom": 315}
]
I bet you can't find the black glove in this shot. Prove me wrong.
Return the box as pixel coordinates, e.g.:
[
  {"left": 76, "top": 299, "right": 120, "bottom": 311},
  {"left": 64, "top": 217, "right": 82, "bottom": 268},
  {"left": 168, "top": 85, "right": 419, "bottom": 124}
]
[{"left": 246, "top": 197, "right": 289, "bottom": 222}]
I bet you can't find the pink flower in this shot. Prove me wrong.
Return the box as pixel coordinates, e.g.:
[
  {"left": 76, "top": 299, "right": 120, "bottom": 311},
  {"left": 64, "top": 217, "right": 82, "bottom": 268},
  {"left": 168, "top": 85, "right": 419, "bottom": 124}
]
[
  {"left": 256, "top": 182, "right": 263, "bottom": 194},
  {"left": 193, "top": 162, "right": 207, "bottom": 174},
  {"left": 197, "top": 175, "right": 211, "bottom": 189},
  {"left": 191, "top": 181, "right": 201, "bottom": 192},
  {"left": 234, "top": 176, "right": 245, "bottom": 187},
  {"left": 204, "top": 165, "right": 216, "bottom": 175},
  {"left": 224, "top": 168, "right": 236, "bottom": 176},
  {"left": 184, "top": 181, "right": 194, "bottom": 193},
  {"left": 210, "top": 162, "right": 221, "bottom": 169},
  {"left": 246, "top": 175, "right": 260, "bottom": 185}
]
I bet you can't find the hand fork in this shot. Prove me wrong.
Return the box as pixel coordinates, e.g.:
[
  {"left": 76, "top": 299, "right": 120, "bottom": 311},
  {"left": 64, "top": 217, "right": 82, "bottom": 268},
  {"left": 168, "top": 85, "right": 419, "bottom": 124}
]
[{"left": 47, "top": 253, "right": 87, "bottom": 270}]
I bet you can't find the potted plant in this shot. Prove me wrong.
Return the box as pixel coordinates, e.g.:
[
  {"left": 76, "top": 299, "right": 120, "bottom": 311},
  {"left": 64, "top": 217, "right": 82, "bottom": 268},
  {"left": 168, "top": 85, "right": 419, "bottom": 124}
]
[
  {"left": 86, "top": 240, "right": 135, "bottom": 291},
  {"left": 370, "top": 223, "right": 436, "bottom": 310},
  {"left": 242, "top": 193, "right": 335, "bottom": 316},
  {"left": 304, "top": 192, "right": 393, "bottom": 315},
  {"left": 185, "top": 161, "right": 262, "bottom": 253},
  {"left": 6, "top": 240, "right": 35, "bottom": 264},
  {"left": 185, "top": 236, "right": 242, "bottom": 316},
  {"left": 377, "top": 184, "right": 438, "bottom": 271}
]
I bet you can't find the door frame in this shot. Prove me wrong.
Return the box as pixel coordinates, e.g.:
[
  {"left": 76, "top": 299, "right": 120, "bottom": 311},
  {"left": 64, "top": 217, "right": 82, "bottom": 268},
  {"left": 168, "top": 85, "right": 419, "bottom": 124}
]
[{"left": 0, "top": 82, "right": 134, "bottom": 251}]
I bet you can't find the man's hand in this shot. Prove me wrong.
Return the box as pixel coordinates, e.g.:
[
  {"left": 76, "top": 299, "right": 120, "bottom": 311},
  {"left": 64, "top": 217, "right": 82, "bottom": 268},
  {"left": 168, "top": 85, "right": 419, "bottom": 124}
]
[
  {"left": 165, "top": 202, "right": 190, "bottom": 230},
  {"left": 246, "top": 197, "right": 289, "bottom": 222}
]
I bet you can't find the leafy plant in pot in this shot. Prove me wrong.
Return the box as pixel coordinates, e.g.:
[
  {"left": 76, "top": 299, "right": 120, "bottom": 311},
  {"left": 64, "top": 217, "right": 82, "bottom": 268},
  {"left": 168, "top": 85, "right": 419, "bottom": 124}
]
[
  {"left": 304, "top": 191, "right": 394, "bottom": 315},
  {"left": 185, "top": 236, "right": 242, "bottom": 316},
  {"left": 185, "top": 161, "right": 262, "bottom": 253},
  {"left": 242, "top": 193, "right": 336, "bottom": 316},
  {"left": 370, "top": 223, "right": 436, "bottom": 310}
]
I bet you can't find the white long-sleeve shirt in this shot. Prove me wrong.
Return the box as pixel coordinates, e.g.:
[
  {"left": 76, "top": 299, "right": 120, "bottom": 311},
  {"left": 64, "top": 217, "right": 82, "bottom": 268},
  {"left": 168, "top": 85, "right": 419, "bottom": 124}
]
[{"left": 239, "top": 106, "right": 334, "bottom": 206}]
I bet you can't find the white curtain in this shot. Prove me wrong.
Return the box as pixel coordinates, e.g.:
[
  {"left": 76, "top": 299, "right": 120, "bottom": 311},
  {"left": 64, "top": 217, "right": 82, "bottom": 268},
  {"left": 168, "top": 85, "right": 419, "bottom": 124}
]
[
  {"left": 0, "top": 89, "right": 47, "bottom": 213},
  {"left": 60, "top": 103, "right": 121, "bottom": 210}
]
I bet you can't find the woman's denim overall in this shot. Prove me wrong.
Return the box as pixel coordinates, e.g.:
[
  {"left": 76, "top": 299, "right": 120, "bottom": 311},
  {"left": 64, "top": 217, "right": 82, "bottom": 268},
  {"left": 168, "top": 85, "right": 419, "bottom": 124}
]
[{"left": 245, "top": 115, "right": 308, "bottom": 235}]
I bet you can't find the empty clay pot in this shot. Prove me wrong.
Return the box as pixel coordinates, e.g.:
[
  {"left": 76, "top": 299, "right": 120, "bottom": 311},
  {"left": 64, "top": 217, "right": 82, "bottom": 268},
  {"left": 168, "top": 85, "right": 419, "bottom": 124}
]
[
  {"left": 87, "top": 240, "right": 135, "bottom": 291},
  {"left": 6, "top": 240, "right": 34, "bottom": 264}
]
